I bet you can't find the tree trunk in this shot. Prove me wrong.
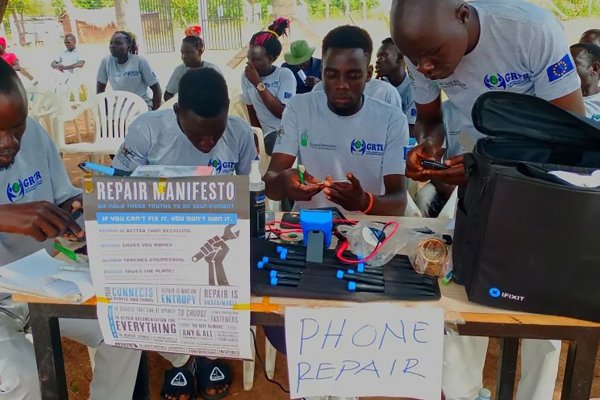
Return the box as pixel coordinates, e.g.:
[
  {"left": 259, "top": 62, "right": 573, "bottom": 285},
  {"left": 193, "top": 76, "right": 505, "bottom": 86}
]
[
  {"left": 11, "top": 9, "right": 26, "bottom": 46},
  {"left": 114, "top": 0, "right": 126, "bottom": 30},
  {"left": 0, "top": 0, "right": 8, "bottom": 22}
]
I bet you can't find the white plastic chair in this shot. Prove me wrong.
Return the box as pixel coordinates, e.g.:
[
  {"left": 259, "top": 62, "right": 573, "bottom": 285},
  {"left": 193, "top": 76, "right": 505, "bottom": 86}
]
[
  {"left": 28, "top": 89, "right": 60, "bottom": 138},
  {"left": 54, "top": 90, "right": 147, "bottom": 155}
]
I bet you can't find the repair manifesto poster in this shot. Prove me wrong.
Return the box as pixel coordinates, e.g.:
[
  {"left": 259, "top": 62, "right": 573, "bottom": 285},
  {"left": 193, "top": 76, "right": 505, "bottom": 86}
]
[{"left": 84, "top": 176, "right": 251, "bottom": 359}]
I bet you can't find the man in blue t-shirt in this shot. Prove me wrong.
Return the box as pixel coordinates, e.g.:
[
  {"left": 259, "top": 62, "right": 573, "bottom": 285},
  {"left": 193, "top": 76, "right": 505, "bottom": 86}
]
[{"left": 282, "top": 40, "right": 323, "bottom": 94}]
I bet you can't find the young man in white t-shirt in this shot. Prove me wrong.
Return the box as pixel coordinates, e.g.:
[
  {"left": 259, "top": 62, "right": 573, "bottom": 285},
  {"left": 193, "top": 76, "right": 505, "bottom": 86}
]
[
  {"left": 571, "top": 43, "right": 600, "bottom": 121},
  {"left": 375, "top": 37, "right": 417, "bottom": 130},
  {"left": 392, "top": 0, "right": 584, "bottom": 186},
  {"left": 313, "top": 77, "right": 403, "bottom": 109},
  {"left": 390, "top": 1, "right": 585, "bottom": 399},
  {"left": 263, "top": 26, "right": 408, "bottom": 400},
  {"left": 265, "top": 25, "right": 409, "bottom": 216},
  {"left": 50, "top": 33, "right": 85, "bottom": 75},
  {"left": 0, "top": 58, "right": 142, "bottom": 400},
  {"left": 113, "top": 68, "right": 257, "bottom": 175}
]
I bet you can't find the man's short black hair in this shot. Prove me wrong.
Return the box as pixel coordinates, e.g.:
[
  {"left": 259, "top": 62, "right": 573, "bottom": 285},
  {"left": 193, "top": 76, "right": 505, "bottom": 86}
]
[
  {"left": 0, "top": 58, "right": 22, "bottom": 96},
  {"left": 381, "top": 37, "right": 395, "bottom": 46},
  {"left": 571, "top": 43, "right": 600, "bottom": 65},
  {"left": 582, "top": 29, "right": 600, "bottom": 38},
  {"left": 65, "top": 33, "right": 76, "bottom": 41},
  {"left": 178, "top": 68, "right": 228, "bottom": 118},
  {"left": 322, "top": 25, "right": 373, "bottom": 59}
]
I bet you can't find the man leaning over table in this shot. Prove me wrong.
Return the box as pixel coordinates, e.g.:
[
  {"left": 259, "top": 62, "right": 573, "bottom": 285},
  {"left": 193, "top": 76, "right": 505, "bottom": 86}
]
[
  {"left": 0, "top": 58, "right": 142, "bottom": 400},
  {"left": 390, "top": 0, "right": 585, "bottom": 399}
]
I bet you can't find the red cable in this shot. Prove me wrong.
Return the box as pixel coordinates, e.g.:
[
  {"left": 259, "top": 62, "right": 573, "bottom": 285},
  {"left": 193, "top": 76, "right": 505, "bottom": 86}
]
[{"left": 336, "top": 221, "right": 399, "bottom": 264}]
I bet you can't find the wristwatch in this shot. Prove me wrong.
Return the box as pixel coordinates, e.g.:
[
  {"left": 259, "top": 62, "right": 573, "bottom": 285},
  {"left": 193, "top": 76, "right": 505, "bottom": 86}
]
[{"left": 256, "top": 82, "right": 266, "bottom": 92}]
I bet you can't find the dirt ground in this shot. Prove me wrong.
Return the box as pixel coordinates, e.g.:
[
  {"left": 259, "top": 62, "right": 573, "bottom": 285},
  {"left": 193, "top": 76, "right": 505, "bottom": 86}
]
[{"left": 62, "top": 332, "right": 600, "bottom": 400}]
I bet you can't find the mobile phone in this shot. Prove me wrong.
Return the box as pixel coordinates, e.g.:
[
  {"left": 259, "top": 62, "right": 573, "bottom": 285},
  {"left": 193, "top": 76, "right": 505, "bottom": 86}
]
[
  {"left": 71, "top": 209, "right": 84, "bottom": 220},
  {"left": 421, "top": 159, "right": 450, "bottom": 170}
]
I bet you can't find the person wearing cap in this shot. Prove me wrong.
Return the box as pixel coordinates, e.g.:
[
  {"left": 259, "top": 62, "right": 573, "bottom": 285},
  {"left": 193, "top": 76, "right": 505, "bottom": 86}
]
[{"left": 282, "top": 40, "right": 322, "bottom": 94}]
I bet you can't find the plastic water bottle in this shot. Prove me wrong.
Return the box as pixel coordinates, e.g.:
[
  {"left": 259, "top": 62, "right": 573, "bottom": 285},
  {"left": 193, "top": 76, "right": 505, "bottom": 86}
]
[
  {"left": 475, "top": 388, "right": 492, "bottom": 400},
  {"left": 249, "top": 159, "right": 265, "bottom": 239}
]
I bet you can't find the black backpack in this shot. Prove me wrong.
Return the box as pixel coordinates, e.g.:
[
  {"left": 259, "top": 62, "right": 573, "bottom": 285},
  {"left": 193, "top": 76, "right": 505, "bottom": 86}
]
[{"left": 453, "top": 92, "right": 600, "bottom": 322}]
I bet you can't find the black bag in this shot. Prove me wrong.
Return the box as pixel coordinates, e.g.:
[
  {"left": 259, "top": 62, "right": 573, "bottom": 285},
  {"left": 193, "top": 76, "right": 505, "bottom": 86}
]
[{"left": 453, "top": 92, "right": 600, "bottom": 322}]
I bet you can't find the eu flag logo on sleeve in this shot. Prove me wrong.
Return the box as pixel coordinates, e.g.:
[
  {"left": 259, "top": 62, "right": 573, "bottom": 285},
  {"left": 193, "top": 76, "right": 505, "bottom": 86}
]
[{"left": 546, "top": 54, "right": 575, "bottom": 82}]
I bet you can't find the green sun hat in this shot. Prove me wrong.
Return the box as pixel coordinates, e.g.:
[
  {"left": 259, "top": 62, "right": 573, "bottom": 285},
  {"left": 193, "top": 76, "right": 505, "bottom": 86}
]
[{"left": 284, "top": 40, "right": 316, "bottom": 65}]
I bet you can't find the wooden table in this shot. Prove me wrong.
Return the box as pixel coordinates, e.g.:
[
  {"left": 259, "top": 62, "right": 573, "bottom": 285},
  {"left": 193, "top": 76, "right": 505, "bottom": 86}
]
[{"left": 13, "top": 217, "right": 600, "bottom": 400}]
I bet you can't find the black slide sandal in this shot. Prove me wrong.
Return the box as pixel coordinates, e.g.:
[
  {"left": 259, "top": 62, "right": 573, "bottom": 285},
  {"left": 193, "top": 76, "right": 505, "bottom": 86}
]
[
  {"left": 161, "top": 367, "right": 196, "bottom": 400},
  {"left": 195, "top": 357, "right": 232, "bottom": 400}
]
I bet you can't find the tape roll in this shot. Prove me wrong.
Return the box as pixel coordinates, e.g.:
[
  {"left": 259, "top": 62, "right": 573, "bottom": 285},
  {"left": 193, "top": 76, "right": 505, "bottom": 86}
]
[{"left": 280, "top": 232, "right": 303, "bottom": 244}]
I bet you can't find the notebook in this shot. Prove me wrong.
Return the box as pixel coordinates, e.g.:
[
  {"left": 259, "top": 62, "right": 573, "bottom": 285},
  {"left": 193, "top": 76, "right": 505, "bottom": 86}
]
[{"left": 0, "top": 249, "right": 94, "bottom": 303}]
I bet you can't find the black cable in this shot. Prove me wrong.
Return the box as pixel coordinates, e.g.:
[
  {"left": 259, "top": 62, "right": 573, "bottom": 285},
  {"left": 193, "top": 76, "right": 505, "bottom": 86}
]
[{"left": 250, "top": 328, "right": 290, "bottom": 394}]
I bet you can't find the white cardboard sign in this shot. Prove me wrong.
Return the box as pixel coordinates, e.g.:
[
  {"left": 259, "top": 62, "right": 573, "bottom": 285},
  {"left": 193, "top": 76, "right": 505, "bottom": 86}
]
[{"left": 285, "top": 305, "right": 444, "bottom": 399}]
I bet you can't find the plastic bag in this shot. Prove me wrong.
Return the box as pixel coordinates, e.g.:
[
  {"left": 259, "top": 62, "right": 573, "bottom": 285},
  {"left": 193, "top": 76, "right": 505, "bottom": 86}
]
[
  {"left": 406, "top": 234, "right": 453, "bottom": 277},
  {"left": 344, "top": 221, "right": 413, "bottom": 267}
]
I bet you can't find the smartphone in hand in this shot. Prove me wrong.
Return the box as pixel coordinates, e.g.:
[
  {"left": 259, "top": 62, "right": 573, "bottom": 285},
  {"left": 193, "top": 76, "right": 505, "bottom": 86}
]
[{"left": 420, "top": 160, "right": 450, "bottom": 170}]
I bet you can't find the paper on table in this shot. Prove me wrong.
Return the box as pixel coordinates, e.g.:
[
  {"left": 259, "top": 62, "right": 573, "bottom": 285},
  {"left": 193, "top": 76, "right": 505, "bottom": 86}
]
[
  {"left": 0, "top": 249, "right": 94, "bottom": 302},
  {"left": 549, "top": 170, "right": 600, "bottom": 188}
]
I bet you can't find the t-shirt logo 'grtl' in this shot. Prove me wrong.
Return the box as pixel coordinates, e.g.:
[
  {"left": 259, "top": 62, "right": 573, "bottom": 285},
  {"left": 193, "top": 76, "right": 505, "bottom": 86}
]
[{"left": 6, "top": 171, "right": 43, "bottom": 203}]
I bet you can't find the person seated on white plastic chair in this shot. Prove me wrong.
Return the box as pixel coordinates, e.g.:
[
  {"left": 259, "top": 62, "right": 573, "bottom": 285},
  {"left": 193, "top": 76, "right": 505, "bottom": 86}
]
[
  {"left": 263, "top": 25, "right": 411, "bottom": 400},
  {"left": 164, "top": 34, "right": 222, "bottom": 103},
  {"left": 96, "top": 31, "right": 162, "bottom": 111},
  {"left": 112, "top": 67, "right": 257, "bottom": 176},
  {"left": 112, "top": 66, "right": 255, "bottom": 400},
  {"left": 0, "top": 58, "right": 141, "bottom": 400}
]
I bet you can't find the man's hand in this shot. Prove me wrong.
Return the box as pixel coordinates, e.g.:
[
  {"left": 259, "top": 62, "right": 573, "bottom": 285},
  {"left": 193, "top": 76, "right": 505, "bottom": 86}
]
[
  {"left": 282, "top": 168, "right": 323, "bottom": 201},
  {"left": 0, "top": 201, "right": 83, "bottom": 242},
  {"left": 405, "top": 141, "right": 446, "bottom": 182},
  {"left": 323, "top": 173, "right": 369, "bottom": 212},
  {"left": 244, "top": 62, "right": 261, "bottom": 87},
  {"left": 59, "top": 195, "right": 85, "bottom": 240},
  {"left": 304, "top": 76, "right": 320, "bottom": 88},
  {"left": 58, "top": 64, "right": 65, "bottom": 72},
  {"left": 426, "top": 155, "right": 468, "bottom": 185}
]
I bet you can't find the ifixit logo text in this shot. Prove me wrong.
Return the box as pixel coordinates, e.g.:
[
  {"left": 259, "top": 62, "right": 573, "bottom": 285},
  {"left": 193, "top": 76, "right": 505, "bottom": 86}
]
[{"left": 489, "top": 287, "right": 525, "bottom": 302}]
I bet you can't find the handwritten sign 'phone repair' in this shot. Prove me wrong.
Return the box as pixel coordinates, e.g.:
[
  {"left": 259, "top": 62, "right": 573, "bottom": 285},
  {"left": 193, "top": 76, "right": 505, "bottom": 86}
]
[{"left": 285, "top": 305, "right": 444, "bottom": 399}]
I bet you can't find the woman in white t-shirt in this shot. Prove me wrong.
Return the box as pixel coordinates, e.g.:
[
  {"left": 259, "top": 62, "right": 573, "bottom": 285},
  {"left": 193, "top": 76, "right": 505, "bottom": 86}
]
[
  {"left": 164, "top": 33, "right": 222, "bottom": 102},
  {"left": 96, "top": 31, "right": 162, "bottom": 110},
  {"left": 241, "top": 18, "right": 296, "bottom": 154}
]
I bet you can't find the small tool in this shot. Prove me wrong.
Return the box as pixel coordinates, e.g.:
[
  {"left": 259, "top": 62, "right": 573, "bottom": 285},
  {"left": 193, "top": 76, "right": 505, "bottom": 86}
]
[
  {"left": 297, "top": 164, "right": 306, "bottom": 185},
  {"left": 337, "top": 270, "right": 384, "bottom": 286},
  {"left": 270, "top": 277, "right": 299, "bottom": 287},
  {"left": 54, "top": 242, "right": 77, "bottom": 261},
  {"left": 261, "top": 256, "right": 305, "bottom": 268},
  {"left": 278, "top": 248, "right": 305, "bottom": 261},
  {"left": 79, "top": 162, "right": 131, "bottom": 176},
  {"left": 257, "top": 262, "right": 304, "bottom": 274},
  {"left": 270, "top": 270, "right": 302, "bottom": 280},
  {"left": 276, "top": 245, "right": 305, "bottom": 255},
  {"left": 347, "top": 281, "right": 385, "bottom": 293}
]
